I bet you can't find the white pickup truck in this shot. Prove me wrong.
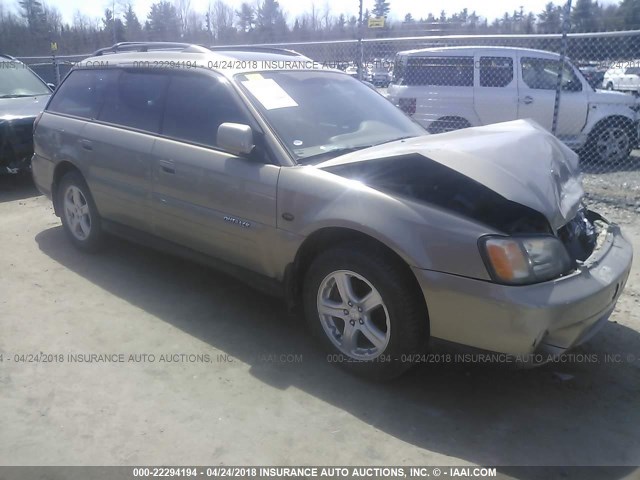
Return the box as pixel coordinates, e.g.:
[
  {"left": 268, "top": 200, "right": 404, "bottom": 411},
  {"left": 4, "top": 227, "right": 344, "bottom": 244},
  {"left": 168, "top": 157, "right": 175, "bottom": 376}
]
[{"left": 388, "top": 46, "right": 640, "bottom": 164}]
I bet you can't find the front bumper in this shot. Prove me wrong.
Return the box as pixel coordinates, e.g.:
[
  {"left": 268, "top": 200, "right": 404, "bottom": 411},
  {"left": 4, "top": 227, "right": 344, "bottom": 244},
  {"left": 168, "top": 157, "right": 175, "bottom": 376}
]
[
  {"left": 0, "top": 118, "right": 36, "bottom": 174},
  {"left": 412, "top": 219, "right": 633, "bottom": 357}
]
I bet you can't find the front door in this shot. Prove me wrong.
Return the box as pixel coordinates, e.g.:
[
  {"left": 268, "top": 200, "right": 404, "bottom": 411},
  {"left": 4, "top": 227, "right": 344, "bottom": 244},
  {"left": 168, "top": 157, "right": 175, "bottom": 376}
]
[
  {"left": 84, "top": 69, "right": 169, "bottom": 232},
  {"left": 516, "top": 55, "right": 588, "bottom": 137},
  {"left": 151, "top": 71, "right": 280, "bottom": 276}
]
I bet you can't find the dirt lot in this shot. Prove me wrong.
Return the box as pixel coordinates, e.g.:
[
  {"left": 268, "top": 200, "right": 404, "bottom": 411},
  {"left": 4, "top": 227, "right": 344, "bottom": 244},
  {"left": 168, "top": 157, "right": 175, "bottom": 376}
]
[{"left": 1, "top": 174, "right": 639, "bottom": 478}]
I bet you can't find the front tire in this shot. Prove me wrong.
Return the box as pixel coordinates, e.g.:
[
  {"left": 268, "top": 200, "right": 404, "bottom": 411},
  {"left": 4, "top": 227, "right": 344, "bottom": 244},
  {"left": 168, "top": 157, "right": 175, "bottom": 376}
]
[
  {"left": 303, "top": 242, "right": 428, "bottom": 380},
  {"left": 582, "top": 119, "right": 634, "bottom": 165},
  {"left": 57, "top": 171, "right": 104, "bottom": 252}
]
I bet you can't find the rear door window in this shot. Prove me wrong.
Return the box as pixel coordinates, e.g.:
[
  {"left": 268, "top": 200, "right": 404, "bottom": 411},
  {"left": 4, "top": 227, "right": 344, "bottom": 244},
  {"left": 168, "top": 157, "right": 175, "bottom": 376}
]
[
  {"left": 400, "top": 56, "right": 474, "bottom": 87},
  {"left": 98, "top": 70, "right": 170, "bottom": 133},
  {"left": 479, "top": 56, "right": 514, "bottom": 87},
  {"left": 47, "top": 69, "right": 117, "bottom": 119},
  {"left": 161, "top": 72, "right": 249, "bottom": 148}
]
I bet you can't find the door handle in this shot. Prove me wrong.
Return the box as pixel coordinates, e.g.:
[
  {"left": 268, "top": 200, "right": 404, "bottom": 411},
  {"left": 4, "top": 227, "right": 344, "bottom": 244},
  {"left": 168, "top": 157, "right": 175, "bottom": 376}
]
[
  {"left": 159, "top": 160, "right": 175, "bottom": 174},
  {"left": 80, "top": 139, "right": 93, "bottom": 151},
  {"left": 521, "top": 96, "right": 534, "bottom": 105}
]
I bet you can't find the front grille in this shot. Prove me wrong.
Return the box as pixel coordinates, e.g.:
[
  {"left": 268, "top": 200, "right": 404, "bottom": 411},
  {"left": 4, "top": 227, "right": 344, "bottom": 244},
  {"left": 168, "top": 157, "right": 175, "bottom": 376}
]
[
  {"left": 1, "top": 119, "right": 34, "bottom": 146},
  {"left": 0, "top": 119, "right": 36, "bottom": 169},
  {"left": 6, "top": 121, "right": 34, "bottom": 146}
]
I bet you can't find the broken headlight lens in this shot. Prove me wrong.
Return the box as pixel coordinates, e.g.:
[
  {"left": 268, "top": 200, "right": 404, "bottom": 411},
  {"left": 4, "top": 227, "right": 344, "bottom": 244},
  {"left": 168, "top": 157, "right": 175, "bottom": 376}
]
[{"left": 480, "top": 235, "right": 572, "bottom": 285}]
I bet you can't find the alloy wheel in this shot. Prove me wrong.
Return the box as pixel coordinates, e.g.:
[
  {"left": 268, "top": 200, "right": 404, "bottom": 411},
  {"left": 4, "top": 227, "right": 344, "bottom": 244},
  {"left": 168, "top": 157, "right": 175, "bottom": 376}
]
[
  {"left": 63, "top": 185, "right": 92, "bottom": 241},
  {"left": 595, "top": 126, "right": 630, "bottom": 163},
  {"left": 316, "top": 269, "right": 391, "bottom": 360}
]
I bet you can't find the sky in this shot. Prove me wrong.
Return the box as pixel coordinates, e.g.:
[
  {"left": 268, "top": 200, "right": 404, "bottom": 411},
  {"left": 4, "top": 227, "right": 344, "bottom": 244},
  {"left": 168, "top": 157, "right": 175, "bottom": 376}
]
[{"left": 4, "top": 0, "right": 623, "bottom": 25}]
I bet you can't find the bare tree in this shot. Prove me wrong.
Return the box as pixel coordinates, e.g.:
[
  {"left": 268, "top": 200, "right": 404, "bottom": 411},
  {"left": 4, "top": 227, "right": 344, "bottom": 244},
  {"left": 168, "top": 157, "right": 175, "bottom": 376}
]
[
  {"left": 175, "top": 0, "right": 191, "bottom": 37},
  {"left": 210, "top": 0, "right": 234, "bottom": 42},
  {"left": 42, "top": 3, "right": 63, "bottom": 35},
  {"left": 321, "top": 2, "right": 332, "bottom": 31}
]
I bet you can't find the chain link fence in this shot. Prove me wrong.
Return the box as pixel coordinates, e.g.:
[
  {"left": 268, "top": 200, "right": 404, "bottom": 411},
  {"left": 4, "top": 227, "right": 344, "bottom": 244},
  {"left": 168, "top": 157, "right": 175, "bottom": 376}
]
[
  {"left": 15, "top": 30, "right": 640, "bottom": 208},
  {"left": 17, "top": 54, "right": 86, "bottom": 87}
]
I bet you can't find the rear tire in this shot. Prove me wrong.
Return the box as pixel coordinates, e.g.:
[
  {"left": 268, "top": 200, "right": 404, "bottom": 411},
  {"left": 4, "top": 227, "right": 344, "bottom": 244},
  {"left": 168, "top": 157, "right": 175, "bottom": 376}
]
[
  {"left": 57, "top": 171, "right": 104, "bottom": 252},
  {"left": 303, "top": 241, "right": 428, "bottom": 381}
]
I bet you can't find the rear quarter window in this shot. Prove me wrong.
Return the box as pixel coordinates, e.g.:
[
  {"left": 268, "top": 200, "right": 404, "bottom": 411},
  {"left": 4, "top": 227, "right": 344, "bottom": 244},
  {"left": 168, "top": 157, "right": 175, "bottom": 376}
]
[
  {"left": 398, "top": 56, "right": 474, "bottom": 87},
  {"left": 47, "top": 69, "right": 117, "bottom": 119}
]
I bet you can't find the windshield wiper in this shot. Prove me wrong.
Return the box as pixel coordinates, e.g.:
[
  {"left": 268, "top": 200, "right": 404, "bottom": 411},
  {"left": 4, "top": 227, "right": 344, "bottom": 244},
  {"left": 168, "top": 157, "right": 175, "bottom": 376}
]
[
  {"left": 377, "top": 135, "right": 416, "bottom": 145},
  {"left": 297, "top": 145, "right": 372, "bottom": 164},
  {"left": 298, "top": 136, "right": 417, "bottom": 165}
]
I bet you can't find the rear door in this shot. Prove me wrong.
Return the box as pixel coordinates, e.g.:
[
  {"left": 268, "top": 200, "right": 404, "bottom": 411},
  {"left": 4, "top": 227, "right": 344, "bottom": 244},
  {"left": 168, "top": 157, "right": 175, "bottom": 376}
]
[
  {"left": 84, "top": 69, "right": 170, "bottom": 231},
  {"left": 473, "top": 54, "right": 518, "bottom": 125},
  {"left": 151, "top": 70, "right": 280, "bottom": 276},
  {"left": 45, "top": 68, "right": 162, "bottom": 231},
  {"left": 516, "top": 55, "right": 588, "bottom": 136}
]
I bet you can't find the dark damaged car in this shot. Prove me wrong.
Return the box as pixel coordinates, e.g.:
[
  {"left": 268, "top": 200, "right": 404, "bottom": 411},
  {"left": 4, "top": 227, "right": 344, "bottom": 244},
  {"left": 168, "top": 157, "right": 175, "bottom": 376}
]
[
  {"left": 1, "top": 55, "right": 52, "bottom": 174},
  {"left": 31, "top": 44, "right": 633, "bottom": 379}
]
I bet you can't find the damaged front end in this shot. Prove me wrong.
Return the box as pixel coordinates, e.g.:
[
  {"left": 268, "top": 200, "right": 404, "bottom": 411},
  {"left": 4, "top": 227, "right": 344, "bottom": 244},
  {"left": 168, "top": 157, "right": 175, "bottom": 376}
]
[
  {"left": 0, "top": 117, "right": 36, "bottom": 175},
  {"left": 322, "top": 153, "right": 554, "bottom": 236},
  {"left": 319, "top": 120, "right": 607, "bottom": 282},
  {"left": 323, "top": 153, "right": 605, "bottom": 285},
  {"left": 558, "top": 208, "right": 603, "bottom": 263}
]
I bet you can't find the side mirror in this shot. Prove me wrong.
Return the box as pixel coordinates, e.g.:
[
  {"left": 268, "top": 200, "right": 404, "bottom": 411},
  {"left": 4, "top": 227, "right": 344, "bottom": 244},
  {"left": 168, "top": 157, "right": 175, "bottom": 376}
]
[
  {"left": 217, "top": 123, "right": 254, "bottom": 156},
  {"left": 46, "top": 83, "right": 56, "bottom": 91}
]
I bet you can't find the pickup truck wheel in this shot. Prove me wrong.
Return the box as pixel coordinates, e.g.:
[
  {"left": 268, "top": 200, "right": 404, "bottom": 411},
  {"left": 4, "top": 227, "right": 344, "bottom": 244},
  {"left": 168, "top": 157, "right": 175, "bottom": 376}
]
[
  {"left": 584, "top": 119, "right": 634, "bottom": 164},
  {"left": 303, "top": 242, "right": 428, "bottom": 381},
  {"left": 605, "top": 82, "right": 614, "bottom": 90},
  {"left": 58, "top": 171, "right": 104, "bottom": 252}
]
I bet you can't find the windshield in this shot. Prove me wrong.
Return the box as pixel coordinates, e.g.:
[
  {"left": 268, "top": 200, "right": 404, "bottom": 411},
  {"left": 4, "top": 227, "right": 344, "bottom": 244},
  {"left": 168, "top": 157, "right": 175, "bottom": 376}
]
[
  {"left": 235, "top": 70, "right": 425, "bottom": 163},
  {"left": 0, "top": 62, "right": 51, "bottom": 97}
]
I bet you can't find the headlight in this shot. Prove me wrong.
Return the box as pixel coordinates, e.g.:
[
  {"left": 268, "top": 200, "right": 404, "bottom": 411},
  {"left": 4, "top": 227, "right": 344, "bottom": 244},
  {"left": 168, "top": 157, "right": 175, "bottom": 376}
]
[{"left": 480, "top": 235, "right": 572, "bottom": 285}]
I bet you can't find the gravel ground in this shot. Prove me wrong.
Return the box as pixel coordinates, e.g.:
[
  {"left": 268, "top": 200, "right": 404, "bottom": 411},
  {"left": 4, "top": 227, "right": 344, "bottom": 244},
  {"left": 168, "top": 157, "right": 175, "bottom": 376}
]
[
  {"left": 582, "top": 150, "right": 640, "bottom": 213},
  {"left": 1, "top": 174, "right": 639, "bottom": 478}
]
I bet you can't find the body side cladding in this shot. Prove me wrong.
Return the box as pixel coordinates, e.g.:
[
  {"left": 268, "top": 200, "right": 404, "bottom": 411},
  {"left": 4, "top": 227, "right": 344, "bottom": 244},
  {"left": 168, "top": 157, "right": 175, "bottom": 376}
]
[{"left": 102, "top": 219, "right": 286, "bottom": 299}]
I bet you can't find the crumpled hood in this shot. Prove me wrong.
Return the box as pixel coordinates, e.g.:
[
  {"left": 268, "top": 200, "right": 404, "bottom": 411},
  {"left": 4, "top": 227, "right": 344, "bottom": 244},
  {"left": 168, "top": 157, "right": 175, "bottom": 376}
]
[
  {"left": 317, "top": 119, "right": 584, "bottom": 231},
  {"left": 0, "top": 95, "right": 49, "bottom": 121}
]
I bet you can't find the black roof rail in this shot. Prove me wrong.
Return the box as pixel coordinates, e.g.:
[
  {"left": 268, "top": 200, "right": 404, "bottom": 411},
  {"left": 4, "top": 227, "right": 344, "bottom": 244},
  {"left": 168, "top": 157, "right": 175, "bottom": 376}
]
[
  {"left": 207, "top": 46, "right": 305, "bottom": 57},
  {"left": 93, "top": 42, "right": 209, "bottom": 56}
]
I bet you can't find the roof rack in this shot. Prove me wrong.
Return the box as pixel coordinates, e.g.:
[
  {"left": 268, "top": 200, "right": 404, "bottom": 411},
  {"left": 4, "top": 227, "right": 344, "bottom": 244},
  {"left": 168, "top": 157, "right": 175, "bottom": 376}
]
[
  {"left": 207, "top": 46, "right": 305, "bottom": 57},
  {"left": 0, "top": 53, "right": 17, "bottom": 60},
  {"left": 93, "top": 42, "right": 209, "bottom": 56}
]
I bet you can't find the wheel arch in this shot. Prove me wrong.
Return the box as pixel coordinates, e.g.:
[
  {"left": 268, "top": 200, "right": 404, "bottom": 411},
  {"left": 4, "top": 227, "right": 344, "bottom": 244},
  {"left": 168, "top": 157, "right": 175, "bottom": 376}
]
[
  {"left": 52, "top": 161, "right": 83, "bottom": 216},
  {"left": 284, "top": 226, "right": 428, "bottom": 323}
]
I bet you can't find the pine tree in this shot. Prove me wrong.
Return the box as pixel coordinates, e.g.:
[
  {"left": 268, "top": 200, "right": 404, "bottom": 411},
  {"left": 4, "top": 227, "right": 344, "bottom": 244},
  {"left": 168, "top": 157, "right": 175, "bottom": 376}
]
[
  {"left": 572, "top": 0, "right": 598, "bottom": 32},
  {"left": 372, "top": 0, "right": 390, "bottom": 18},
  {"left": 123, "top": 4, "right": 142, "bottom": 41},
  {"left": 236, "top": 2, "right": 255, "bottom": 33},
  {"left": 538, "top": 2, "right": 563, "bottom": 33},
  {"left": 147, "top": 1, "right": 180, "bottom": 41}
]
